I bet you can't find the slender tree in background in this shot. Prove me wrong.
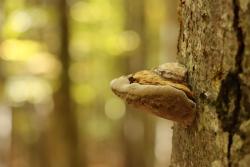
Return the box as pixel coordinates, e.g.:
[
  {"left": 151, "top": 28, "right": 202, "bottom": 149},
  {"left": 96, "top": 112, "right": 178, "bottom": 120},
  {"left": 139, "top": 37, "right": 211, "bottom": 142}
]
[
  {"left": 121, "top": 0, "right": 155, "bottom": 167},
  {"left": 51, "top": 0, "right": 81, "bottom": 166},
  {"left": 170, "top": 0, "right": 250, "bottom": 166}
]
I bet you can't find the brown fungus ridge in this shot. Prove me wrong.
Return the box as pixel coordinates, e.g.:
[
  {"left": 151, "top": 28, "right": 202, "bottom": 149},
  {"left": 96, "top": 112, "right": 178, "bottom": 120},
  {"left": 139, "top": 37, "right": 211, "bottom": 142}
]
[{"left": 130, "top": 70, "right": 194, "bottom": 100}]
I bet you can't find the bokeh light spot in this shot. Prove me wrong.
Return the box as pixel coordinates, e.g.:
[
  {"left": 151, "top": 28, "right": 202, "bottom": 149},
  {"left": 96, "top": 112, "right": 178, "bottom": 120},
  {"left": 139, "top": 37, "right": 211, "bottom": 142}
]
[
  {"left": 71, "top": 84, "right": 96, "bottom": 105},
  {"left": 5, "top": 76, "right": 52, "bottom": 104},
  {"left": 9, "top": 11, "right": 32, "bottom": 33},
  {"left": 119, "top": 31, "right": 140, "bottom": 51},
  {"left": 1, "top": 39, "right": 42, "bottom": 61},
  {"left": 105, "top": 98, "right": 126, "bottom": 120}
]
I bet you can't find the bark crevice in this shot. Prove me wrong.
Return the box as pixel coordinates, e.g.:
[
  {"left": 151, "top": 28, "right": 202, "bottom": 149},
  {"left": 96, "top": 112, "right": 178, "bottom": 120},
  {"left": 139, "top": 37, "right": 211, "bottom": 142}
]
[{"left": 227, "top": 0, "right": 245, "bottom": 166}]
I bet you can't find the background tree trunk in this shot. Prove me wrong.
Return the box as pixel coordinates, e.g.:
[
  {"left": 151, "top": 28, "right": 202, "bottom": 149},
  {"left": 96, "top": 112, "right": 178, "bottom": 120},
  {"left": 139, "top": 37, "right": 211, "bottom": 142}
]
[
  {"left": 170, "top": 0, "right": 250, "bottom": 166},
  {"left": 50, "top": 0, "right": 81, "bottom": 166},
  {"left": 121, "top": 0, "right": 155, "bottom": 167}
]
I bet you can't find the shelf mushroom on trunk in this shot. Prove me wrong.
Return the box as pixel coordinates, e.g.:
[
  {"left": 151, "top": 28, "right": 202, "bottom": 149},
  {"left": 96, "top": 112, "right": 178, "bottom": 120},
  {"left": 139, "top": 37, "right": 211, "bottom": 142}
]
[{"left": 110, "top": 63, "right": 196, "bottom": 126}]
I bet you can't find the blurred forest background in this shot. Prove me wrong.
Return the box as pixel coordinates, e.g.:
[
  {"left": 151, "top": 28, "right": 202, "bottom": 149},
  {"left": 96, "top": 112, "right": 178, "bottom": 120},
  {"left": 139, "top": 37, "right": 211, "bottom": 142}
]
[{"left": 0, "top": 0, "right": 179, "bottom": 166}]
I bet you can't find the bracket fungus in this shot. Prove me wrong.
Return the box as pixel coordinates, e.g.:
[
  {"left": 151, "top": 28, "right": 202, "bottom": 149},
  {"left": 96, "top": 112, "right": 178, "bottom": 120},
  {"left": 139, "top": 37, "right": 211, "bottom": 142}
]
[{"left": 110, "top": 63, "right": 196, "bottom": 126}]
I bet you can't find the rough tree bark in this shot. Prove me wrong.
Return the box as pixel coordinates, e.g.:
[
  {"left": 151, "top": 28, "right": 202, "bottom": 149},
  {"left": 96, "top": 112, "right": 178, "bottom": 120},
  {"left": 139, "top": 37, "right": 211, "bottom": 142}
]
[{"left": 170, "top": 0, "right": 250, "bottom": 167}]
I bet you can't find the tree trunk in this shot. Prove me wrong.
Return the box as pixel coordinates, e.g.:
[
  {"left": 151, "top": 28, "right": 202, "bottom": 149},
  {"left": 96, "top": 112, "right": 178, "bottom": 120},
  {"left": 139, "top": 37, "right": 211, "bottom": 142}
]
[
  {"left": 170, "top": 0, "right": 250, "bottom": 166},
  {"left": 50, "top": 0, "right": 81, "bottom": 166},
  {"left": 121, "top": 0, "right": 155, "bottom": 167}
]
